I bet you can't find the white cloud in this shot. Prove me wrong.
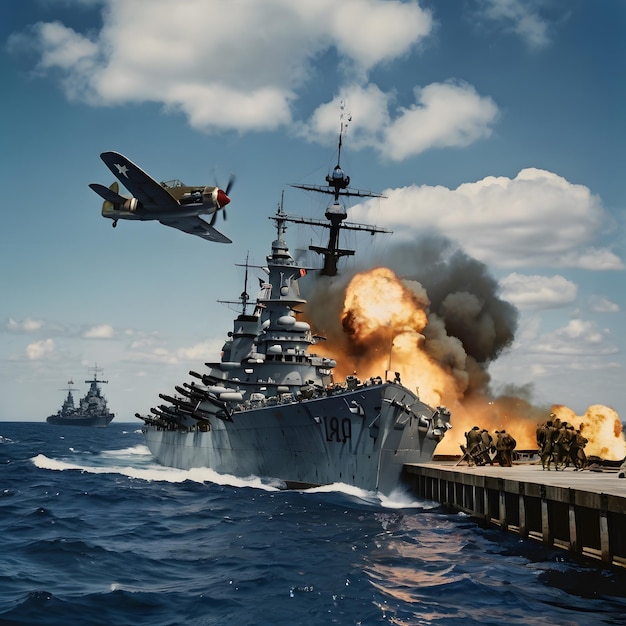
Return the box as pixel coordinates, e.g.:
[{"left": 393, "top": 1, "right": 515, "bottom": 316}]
[
  {"left": 383, "top": 81, "right": 499, "bottom": 160},
  {"left": 352, "top": 168, "right": 624, "bottom": 270},
  {"left": 478, "top": 0, "right": 550, "bottom": 49},
  {"left": 10, "top": 2, "right": 500, "bottom": 158},
  {"left": 26, "top": 338, "right": 55, "bottom": 360},
  {"left": 300, "top": 84, "right": 391, "bottom": 149},
  {"left": 12, "top": 0, "right": 433, "bottom": 134},
  {"left": 589, "top": 297, "right": 619, "bottom": 314},
  {"left": 35, "top": 20, "right": 99, "bottom": 71},
  {"left": 6, "top": 318, "right": 44, "bottom": 333},
  {"left": 177, "top": 341, "right": 220, "bottom": 362},
  {"left": 500, "top": 273, "right": 578, "bottom": 310},
  {"left": 531, "top": 319, "right": 617, "bottom": 357},
  {"left": 328, "top": 1, "right": 432, "bottom": 68},
  {"left": 490, "top": 314, "right": 620, "bottom": 409},
  {"left": 125, "top": 346, "right": 178, "bottom": 365},
  {"left": 83, "top": 324, "right": 116, "bottom": 339},
  {"left": 300, "top": 81, "right": 499, "bottom": 159}
]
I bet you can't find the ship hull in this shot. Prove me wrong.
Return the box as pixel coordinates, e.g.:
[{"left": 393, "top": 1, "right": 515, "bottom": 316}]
[
  {"left": 143, "top": 383, "right": 444, "bottom": 494},
  {"left": 46, "top": 414, "right": 114, "bottom": 427}
]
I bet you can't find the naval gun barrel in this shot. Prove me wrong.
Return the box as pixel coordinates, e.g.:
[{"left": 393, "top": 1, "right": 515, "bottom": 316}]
[
  {"left": 135, "top": 412, "right": 159, "bottom": 425},
  {"left": 158, "top": 394, "right": 214, "bottom": 423},
  {"left": 152, "top": 405, "right": 185, "bottom": 423},
  {"left": 184, "top": 384, "right": 210, "bottom": 401},
  {"left": 175, "top": 385, "right": 194, "bottom": 399},
  {"left": 158, "top": 393, "right": 187, "bottom": 407},
  {"left": 175, "top": 384, "right": 208, "bottom": 402}
]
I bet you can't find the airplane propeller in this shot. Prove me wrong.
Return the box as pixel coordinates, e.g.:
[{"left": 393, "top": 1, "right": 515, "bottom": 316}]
[{"left": 211, "top": 173, "right": 236, "bottom": 226}]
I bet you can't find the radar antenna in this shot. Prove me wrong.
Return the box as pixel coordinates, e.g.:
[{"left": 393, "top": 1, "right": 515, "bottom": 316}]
[{"left": 281, "top": 103, "right": 391, "bottom": 276}]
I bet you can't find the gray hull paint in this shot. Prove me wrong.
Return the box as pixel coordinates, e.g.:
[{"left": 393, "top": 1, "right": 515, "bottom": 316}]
[
  {"left": 143, "top": 383, "right": 443, "bottom": 494},
  {"left": 46, "top": 414, "right": 114, "bottom": 427}
]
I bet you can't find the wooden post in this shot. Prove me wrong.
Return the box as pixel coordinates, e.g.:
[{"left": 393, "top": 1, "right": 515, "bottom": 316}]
[
  {"left": 600, "top": 494, "right": 611, "bottom": 563},
  {"left": 541, "top": 485, "right": 552, "bottom": 546},
  {"left": 499, "top": 479, "right": 507, "bottom": 530}
]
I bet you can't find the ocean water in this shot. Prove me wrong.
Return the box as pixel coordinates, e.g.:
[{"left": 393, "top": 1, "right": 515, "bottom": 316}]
[{"left": 2, "top": 423, "right": 626, "bottom": 626}]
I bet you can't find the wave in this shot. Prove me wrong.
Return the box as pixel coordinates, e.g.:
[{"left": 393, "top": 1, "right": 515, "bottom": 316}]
[
  {"left": 30, "top": 450, "right": 439, "bottom": 508},
  {"left": 301, "top": 481, "right": 439, "bottom": 510},
  {"left": 100, "top": 444, "right": 154, "bottom": 458},
  {"left": 30, "top": 453, "right": 281, "bottom": 491}
]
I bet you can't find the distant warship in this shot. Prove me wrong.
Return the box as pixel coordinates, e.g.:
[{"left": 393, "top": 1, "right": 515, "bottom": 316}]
[
  {"left": 47, "top": 366, "right": 115, "bottom": 427},
  {"left": 136, "top": 115, "right": 452, "bottom": 494}
]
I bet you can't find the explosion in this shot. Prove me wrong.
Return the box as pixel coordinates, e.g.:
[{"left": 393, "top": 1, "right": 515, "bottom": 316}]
[
  {"left": 303, "top": 253, "right": 626, "bottom": 461},
  {"left": 550, "top": 404, "right": 626, "bottom": 460}
]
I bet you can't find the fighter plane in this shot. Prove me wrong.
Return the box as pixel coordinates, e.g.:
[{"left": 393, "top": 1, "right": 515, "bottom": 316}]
[{"left": 89, "top": 151, "right": 233, "bottom": 243}]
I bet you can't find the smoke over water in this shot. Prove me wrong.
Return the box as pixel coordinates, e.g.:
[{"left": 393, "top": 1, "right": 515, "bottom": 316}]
[{"left": 302, "top": 235, "right": 626, "bottom": 459}]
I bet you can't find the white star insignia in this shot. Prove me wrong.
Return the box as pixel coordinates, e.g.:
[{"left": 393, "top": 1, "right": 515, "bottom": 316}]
[{"left": 114, "top": 163, "right": 129, "bottom": 178}]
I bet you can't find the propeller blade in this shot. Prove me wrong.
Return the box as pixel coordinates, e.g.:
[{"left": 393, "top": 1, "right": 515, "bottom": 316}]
[
  {"left": 225, "top": 173, "right": 236, "bottom": 196},
  {"left": 210, "top": 211, "right": 218, "bottom": 227}
]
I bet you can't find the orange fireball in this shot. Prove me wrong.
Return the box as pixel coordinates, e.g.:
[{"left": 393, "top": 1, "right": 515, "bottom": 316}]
[{"left": 304, "top": 265, "right": 626, "bottom": 461}]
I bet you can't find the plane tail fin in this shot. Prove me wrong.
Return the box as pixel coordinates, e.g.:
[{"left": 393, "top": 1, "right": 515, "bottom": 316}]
[{"left": 89, "top": 182, "right": 128, "bottom": 217}]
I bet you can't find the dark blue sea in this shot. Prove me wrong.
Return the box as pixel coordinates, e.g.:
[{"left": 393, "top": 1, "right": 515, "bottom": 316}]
[{"left": 2, "top": 423, "right": 626, "bottom": 626}]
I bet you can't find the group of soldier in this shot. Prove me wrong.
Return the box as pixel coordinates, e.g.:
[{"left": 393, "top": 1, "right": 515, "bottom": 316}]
[
  {"left": 536, "top": 414, "right": 588, "bottom": 471},
  {"left": 460, "top": 414, "right": 590, "bottom": 471},
  {"left": 461, "top": 426, "right": 517, "bottom": 467}
]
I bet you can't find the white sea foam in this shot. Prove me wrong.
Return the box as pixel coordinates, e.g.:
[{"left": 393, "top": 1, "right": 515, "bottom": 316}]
[
  {"left": 100, "top": 444, "right": 153, "bottom": 458},
  {"left": 30, "top": 453, "right": 280, "bottom": 490},
  {"left": 30, "top": 452, "right": 435, "bottom": 504},
  {"left": 301, "top": 482, "right": 436, "bottom": 509},
  {"left": 379, "top": 487, "right": 439, "bottom": 510}
]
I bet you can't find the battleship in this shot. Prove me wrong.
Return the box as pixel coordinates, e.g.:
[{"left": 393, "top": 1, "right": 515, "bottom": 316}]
[
  {"left": 135, "top": 119, "right": 452, "bottom": 494},
  {"left": 47, "top": 367, "right": 115, "bottom": 427}
]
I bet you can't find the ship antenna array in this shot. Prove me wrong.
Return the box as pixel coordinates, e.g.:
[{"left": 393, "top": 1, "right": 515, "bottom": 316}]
[
  {"left": 218, "top": 252, "right": 259, "bottom": 315},
  {"left": 337, "top": 99, "right": 351, "bottom": 168},
  {"left": 87, "top": 363, "right": 108, "bottom": 384},
  {"left": 240, "top": 252, "right": 250, "bottom": 315},
  {"left": 271, "top": 191, "right": 288, "bottom": 241}
]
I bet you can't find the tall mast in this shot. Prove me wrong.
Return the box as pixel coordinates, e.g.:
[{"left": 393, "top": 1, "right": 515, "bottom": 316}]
[{"left": 284, "top": 103, "right": 390, "bottom": 276}]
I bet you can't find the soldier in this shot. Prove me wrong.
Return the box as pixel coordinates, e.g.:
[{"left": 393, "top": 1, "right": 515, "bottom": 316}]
[
  {"left": 553, "top": 422, "right": 573, "bottom": 470},
  {"left": 569, "top": 429, "right": 588, "bottom": 470},
  {"left": 464, "top": 426, "right": 483, "bottom": 466},
  {"left": 538, "top": 420, "right": 557, "bottom": 470},
  {"left": 495, "top": 430, "right": 515, "bottom": 467},
  {"left": 479, "top": 428, "right": 495, "bottom": 465}
]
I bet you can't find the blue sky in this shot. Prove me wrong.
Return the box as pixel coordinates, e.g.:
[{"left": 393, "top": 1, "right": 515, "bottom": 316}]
[{"left": 1, "top": 0, "right": 624, "bottom": 424}]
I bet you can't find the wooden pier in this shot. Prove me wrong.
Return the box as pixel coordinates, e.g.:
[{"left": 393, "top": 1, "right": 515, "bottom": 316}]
[{"left": 402, "top": 461, "right": 626, "bottom": 568}]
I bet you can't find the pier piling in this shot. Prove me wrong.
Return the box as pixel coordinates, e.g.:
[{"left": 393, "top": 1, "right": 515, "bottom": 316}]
[{"left": 403, "top": 462, "right": 626, "bottom": 568}]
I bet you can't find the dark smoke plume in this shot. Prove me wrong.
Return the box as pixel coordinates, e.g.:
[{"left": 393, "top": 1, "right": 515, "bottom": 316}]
[
  {"left": 383, "top": 236, "right": 518, "bottom": 365},
  {"left": 301, "top": 234, "right": 519, "bottom": 400}
]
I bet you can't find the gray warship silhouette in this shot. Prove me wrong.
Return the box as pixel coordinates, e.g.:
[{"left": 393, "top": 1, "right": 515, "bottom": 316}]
[
  {"left": 136, "top": 121, "right": 452, "bottom": 494},
  {"left": 47, "top": 366, "right": 115, "bottom": 427}
]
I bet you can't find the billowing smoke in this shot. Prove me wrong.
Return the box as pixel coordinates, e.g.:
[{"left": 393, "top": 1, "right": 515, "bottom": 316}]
[
  {"left": 384, "top": 236, "right": 518, "bottom": 367},
  {"left": 303, "top": 234, "right": 519, "bottom": 402},
  {"left": 300, "top": 234, "right": 625, "bottom": 458}
]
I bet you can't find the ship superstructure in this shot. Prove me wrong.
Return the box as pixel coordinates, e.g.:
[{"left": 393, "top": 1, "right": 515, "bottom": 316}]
[
  {"left": 47, "top": 366, "right": 115, "bottom": 427},
  {"left": 136, "top": 124, "right": 452, "bottom": 492}
]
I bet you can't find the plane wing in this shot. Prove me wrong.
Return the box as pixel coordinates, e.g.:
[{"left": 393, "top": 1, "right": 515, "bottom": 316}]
[
  {"left": 100, "top": 151, "right": 179, "bottom": 212},
  {"left": 159, "top": 216, "right": 232, "bottom": 243}
]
